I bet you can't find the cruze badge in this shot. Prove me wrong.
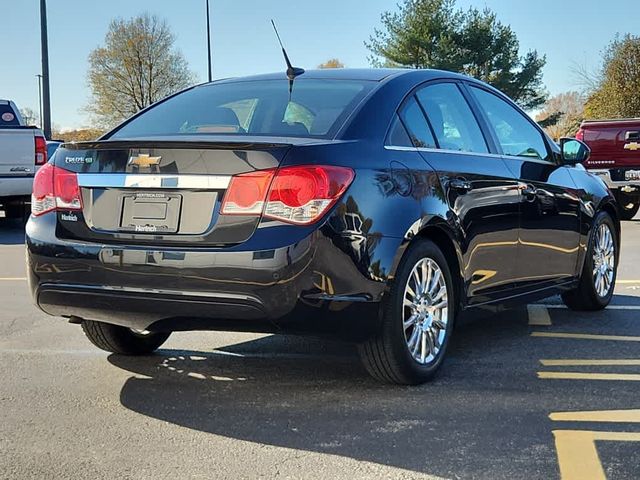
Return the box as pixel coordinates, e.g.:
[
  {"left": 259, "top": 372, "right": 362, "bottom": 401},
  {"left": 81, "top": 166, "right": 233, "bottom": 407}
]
[
  {"left": 624, "top": 142, "right": 640, "bottom": 151},
  {"left": 128, "top": 153, "right": 161, "bottom": 167}
]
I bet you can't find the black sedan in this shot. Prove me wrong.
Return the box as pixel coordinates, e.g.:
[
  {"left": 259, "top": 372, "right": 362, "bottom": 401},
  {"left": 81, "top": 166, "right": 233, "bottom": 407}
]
[{"left": 26, "top": 69, "right": 619, "bottom": 384}]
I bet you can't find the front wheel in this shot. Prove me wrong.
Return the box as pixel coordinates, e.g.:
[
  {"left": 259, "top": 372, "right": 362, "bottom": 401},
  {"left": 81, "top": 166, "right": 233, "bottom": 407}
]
[
  {"left": 358, "top": 239, "right": 455, "bottom": 385},
  {"left": 562, "top": 211, "right": 618, "bottom": 311},
  {"left": 81, "top": 320, "right": 170, "bottom": 355}
]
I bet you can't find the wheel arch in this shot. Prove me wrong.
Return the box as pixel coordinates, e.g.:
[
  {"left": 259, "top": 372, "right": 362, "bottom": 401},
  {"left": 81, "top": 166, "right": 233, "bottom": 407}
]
[{"left": 387, "top": 218, "right": 465, "bottom": 314}]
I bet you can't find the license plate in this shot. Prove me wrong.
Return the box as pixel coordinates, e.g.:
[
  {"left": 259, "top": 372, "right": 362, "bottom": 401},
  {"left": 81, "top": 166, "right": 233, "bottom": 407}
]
[
  {"left": 625, "top": 170, "right": 640, "bottom": 181},
  {"left": 119, "top": 192, "right": 182, "bottom": 233}
]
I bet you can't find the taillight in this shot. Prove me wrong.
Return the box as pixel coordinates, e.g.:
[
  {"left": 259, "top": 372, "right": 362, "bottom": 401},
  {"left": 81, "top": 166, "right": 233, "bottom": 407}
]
[
  {"left": 575, "top": 128, "right": 585, "bottom": 142},
  {"left": 220, "top": 169, "right": 275, "bottom": 215},
  {"left": 221, "top": 165, "right": 354, "bottom": 225},
  {"left": 31, "top": 164, "right": 82, "bottom": 216},
  {"left": 35, "top": 135, "right": 47, "bottom": 166}
]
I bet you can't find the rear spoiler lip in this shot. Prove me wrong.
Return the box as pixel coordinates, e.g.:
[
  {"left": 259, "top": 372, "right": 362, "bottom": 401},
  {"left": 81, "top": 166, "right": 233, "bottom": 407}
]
[{"left": 61, "top": 136, "right": 351, "bottom": 151}]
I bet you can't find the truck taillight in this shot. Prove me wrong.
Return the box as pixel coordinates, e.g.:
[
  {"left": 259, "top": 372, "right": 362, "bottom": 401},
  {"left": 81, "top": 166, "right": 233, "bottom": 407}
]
[
  {"left": 221, "top": 165, "right": 354, "bottom": 225},
  {"left": 35, "top": 135, "right": 47, "bottom": 166},
  {"left": 575, "top": 128, "right": 585, "bottom": 142},
  {"left": 31, "top": 163, "right": 82, "bottom": 216}
]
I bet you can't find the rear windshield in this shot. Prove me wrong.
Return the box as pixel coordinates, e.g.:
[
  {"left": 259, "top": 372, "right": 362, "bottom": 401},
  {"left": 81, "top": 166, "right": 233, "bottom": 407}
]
[
  {"left": 0, "top": 104, "right": 20, "bottom": 126},
  {"left": 109, "top": 79, "right": 375, "bottom": 139}
]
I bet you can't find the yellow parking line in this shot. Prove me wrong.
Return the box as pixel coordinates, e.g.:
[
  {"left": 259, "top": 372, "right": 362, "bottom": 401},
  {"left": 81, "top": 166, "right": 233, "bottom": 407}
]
[
  {"left": 550, "top": 409, "right": 640, "bottom": 423},
  {"left": 532, "top": 332, "right": 640, "bottom": 342},
  {"left": 538, "top": 371, "right": 640, "bottom": 381},
  {"left": 0, "top": 277, "right": 27, "bottom": 281},
  {"left": 617, "top": 279, "right": 640, "bottom": 284},
  {"left": 528, "top": 305, "right": 552, "bottom": 326},
  {"left": 540, "top": 359, "right": 640, "bottom": 366},
  {"left": 553, "top": 430, "right": 640, "bottom": 480}
]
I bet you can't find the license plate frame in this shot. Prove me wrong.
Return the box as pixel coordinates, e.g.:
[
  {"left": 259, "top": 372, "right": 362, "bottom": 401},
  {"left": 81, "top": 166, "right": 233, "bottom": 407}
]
[{"left": 119, "top": 192, "right": 182, "bottom": 234}]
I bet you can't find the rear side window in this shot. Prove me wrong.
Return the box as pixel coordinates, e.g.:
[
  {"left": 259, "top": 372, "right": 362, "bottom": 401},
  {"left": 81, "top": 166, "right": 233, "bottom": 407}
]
[
  {"left": 398, "top": 96, "right": 437, "bottom": 148},
  {"left": 416, "top": 83, "right": 488, "bottom": 154},
  {"left": 109, "top": 79, "right": 374, "bottom": 139},
  {"left": 386, "top": 115, "right": 413, "bottom": 147},
  {"left": 0, "top": 104, "right": 19, "bottom": 126},
  {"left": 470, "top": 86, "right": 550, "bottom": 161}
]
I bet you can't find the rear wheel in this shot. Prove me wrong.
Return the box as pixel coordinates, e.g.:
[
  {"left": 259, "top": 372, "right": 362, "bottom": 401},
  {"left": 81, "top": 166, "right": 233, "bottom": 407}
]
[
  {"left": 562, "top": 211, "right": 617, "bottom": 311},
  {"left": 619, "top": 201, "right": 639, "bottom": 221},
  {"left": 614, "top": 191, "right": 639, "bottom": 220},
  {"left": 81, "top": 320, "right": 170, "bottom": 355},
  {"left": 358, "top": 239, "right": 455, "bottom": 385}
]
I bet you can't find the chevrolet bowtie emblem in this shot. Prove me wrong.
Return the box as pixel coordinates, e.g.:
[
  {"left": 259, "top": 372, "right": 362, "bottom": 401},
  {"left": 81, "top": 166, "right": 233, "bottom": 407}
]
[
  {"left": 624, "top": 142, "right": 640, "bottom": 151},
  {"left": 128, "top": 153, "right": 162, "bottom": 167}
]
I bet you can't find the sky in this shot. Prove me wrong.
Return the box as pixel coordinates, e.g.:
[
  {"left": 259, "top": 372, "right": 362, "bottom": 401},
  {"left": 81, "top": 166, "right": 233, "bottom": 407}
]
[{"left": 1, "top": 0, "right": 638, "bottom": 130}]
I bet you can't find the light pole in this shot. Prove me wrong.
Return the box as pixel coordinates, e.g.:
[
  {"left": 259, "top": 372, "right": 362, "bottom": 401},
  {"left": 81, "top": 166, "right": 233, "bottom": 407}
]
[
  {"left": 36, "top": 74, "right": 43, "bottom": 129},
  {"left": 206, "top": 0, "right": 212, "bottom": 82},
  {"left": 39, "top": 0, "right": 52, "bottom": 139}
]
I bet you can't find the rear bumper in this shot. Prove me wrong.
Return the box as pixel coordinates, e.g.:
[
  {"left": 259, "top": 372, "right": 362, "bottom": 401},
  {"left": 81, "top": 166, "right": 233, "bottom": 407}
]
[
  {"left": 589, "top": 169, "right": 640, "bottom": 194},
  {"left": 27, "top": 213, "right": 401, "bottom": 339}
]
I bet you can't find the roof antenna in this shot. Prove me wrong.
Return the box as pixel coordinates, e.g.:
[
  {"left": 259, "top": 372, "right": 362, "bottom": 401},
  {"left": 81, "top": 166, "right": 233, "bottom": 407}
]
[{"left": 271, "top": 19, "right": 305, "bottom": 100}]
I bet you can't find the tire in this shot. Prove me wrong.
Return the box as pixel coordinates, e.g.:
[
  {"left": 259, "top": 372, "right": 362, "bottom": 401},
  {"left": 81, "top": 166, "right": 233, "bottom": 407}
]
[
  {"left": 81, "top": 320, "right": 170, "bottom": 355},
  {"left": 358, "top": 239, "right": 455, "bottom": 385},
  {"left": 614, "top": 191, "right": 639, "bottom": 220},
  {"left": 619, "top": 202, "right": 639, "bottom": 221},
  {"left": 561, "top": 211, "right": 618, "bottom": 311}
]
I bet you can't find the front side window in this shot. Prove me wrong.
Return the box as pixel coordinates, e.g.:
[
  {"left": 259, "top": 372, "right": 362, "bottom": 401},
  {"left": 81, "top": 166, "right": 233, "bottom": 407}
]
[
  {"left": 470, "top": 86, "right": 550, "bottom": 161},
  {"left": 109, "top": 79, "right": 374, "bottom": 139},
  {"left": 416, "top": 83, "right": 488, "bottom": 154}
]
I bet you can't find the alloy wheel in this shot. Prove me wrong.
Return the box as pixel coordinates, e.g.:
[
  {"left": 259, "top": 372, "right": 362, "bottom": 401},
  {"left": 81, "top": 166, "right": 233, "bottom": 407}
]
[
  {"left": 592, "top": 223, "right": 615, "bottom": 297},
  {"left": 402, "top": 258, "right": 449, "bottom": 364}
]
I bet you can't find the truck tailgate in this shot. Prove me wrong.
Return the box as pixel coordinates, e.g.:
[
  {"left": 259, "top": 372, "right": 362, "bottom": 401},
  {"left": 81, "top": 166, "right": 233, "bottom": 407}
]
[
  {"left": 0, "top": 128, "right": 35, "bottom": 176},
  {"left": 583, "top": 120, "right": 640, "bottom": 168}
]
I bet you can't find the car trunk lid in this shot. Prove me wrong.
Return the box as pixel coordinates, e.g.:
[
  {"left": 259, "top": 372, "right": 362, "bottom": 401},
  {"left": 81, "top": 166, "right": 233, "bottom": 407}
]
[{"left": 52, "top": 137, "right": 311, "bottom": 246}]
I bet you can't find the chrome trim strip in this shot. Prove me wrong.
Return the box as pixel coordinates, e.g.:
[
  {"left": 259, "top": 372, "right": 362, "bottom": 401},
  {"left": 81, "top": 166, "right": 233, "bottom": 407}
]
[
  {"left": 384, "top": 145, "right": 418, "bottom": 152},
  {"left": 384, "top": 145, "right": 505, "bottom": 159},
  {"left": 77, "top": 173, "right": 232, "bottom": 189}
]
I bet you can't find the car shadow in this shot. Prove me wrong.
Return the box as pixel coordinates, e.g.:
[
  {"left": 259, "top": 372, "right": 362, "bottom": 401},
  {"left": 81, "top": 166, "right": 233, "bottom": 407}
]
[
  {"left": 0, "top": 217, "right": 25, "bottom": 244},
  {"left": 108, "top": 308, "right": 559, "bottom": 478}
]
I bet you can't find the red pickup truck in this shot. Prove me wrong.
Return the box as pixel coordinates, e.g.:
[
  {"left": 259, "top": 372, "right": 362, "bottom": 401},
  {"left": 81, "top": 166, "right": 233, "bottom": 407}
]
[{"left": 577, "top": 118, "right": 640, "bottom": 220}]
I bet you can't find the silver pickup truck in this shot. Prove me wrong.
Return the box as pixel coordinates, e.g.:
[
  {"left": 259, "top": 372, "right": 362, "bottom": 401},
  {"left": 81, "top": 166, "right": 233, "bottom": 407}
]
[{"left": 0, "top": 100, "right": 47, "bottom": 219}]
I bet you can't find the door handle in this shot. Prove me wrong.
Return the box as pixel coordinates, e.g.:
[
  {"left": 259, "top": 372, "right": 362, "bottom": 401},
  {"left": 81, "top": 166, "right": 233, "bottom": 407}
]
[{"left": 449, "top": 178, "right": 472, "bottom": 193}]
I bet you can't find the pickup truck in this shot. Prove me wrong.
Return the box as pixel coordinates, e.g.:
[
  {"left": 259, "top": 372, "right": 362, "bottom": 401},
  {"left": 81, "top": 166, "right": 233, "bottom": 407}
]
[
  {"left": 0, "top": 100, "right": 47, "bottom": 219},
  {"left": 577, "top": 118, "right": 640, "bottom": 220}
]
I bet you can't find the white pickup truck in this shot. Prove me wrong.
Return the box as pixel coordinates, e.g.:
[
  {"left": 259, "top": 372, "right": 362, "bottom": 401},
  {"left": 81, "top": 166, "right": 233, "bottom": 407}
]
[{"left": 0, "top": 100, "right": 47, "bottom": 219}]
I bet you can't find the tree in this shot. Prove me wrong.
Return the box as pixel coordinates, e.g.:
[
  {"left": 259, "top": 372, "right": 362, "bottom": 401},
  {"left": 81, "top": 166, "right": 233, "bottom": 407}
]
[
  {"left": 19, "top": 107, "right": 38, "bottom": 126},
  {"left": 584, "top": 34, "right": 640, "bottom": 119},
  {"left": 535, "top": 91, "right": 585, "bottom": 140},
  {"left": 52, "top": 128, "right": 105, "bottom": 142},
  {"left": 318, "top": 59, "right": 345, "bottom": 69},
  {"left": 366, "top": 0, "right": 547, "bottom": 109},
  {"left": 87, "top": 13, "right": 195, "bottom": 128}
]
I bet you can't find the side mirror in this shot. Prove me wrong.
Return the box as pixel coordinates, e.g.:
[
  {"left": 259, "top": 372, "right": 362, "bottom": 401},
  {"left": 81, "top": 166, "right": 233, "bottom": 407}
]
[{"left": 560, "top": 137, "right": 590, "bottom": 165}]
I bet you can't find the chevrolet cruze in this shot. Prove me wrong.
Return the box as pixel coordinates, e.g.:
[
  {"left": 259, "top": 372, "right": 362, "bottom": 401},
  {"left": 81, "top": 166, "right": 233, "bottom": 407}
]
[{"left": 26, "top": 69, "right": 619, "bottom": 384}]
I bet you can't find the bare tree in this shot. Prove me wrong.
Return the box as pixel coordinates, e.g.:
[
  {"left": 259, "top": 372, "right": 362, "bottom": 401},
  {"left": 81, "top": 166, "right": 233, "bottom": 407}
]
[
  {"left": 535, "top": 91, "right": 585, "bottom": 140},
  {"left": 87, "top": 13, "right": 195, "bottom": 128},
  {"left": 19, "top": 107, "right": 38, "bottom": 126}
]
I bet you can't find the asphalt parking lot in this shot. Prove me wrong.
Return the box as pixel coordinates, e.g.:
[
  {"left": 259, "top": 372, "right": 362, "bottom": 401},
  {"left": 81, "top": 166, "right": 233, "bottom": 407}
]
[{"left": 1, "top": 216, "right": 639, "bottom": 480}]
